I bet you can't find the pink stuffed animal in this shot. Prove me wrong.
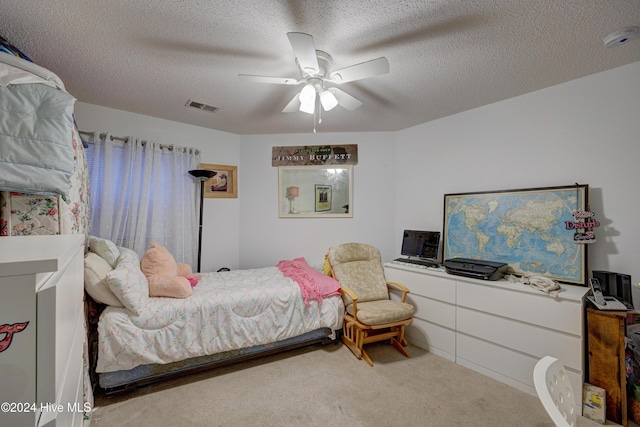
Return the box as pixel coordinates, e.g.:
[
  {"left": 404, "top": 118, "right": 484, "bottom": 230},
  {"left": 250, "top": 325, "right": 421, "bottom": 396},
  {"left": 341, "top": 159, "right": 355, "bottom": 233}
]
[{"left": 140, "top": 242, "right": 199, "bottom": 298}]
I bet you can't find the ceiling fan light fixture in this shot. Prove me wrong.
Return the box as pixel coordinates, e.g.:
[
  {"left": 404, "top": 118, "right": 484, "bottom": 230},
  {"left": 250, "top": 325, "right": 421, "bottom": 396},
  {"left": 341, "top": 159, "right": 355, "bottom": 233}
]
[
  {"left": 320, "top": 89, "right": 338, "bottom": 111},
  {"left": 299, "top": 83, "right": 316, "bottom": 114},
  {"left": 239, "top": 32, "right": 389, "bottom": 124}
]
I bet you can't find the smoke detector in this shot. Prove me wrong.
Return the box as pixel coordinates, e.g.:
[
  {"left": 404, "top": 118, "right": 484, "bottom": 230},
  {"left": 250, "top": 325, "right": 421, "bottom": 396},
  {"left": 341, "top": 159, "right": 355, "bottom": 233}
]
[{"left": 603, "top": 27, "right": 638, "bottom": 48}]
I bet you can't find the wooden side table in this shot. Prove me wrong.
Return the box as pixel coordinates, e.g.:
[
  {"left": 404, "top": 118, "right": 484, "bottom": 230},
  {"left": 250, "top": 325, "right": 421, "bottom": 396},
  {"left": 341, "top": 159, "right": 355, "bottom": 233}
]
[{"left": 587, "top": 307, "right": 627, "bottom": 426}]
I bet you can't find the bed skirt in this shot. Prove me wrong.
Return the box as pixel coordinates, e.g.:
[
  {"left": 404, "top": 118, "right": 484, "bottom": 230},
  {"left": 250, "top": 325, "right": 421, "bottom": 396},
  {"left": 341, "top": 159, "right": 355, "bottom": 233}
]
[{"left": 98, "top": 327, "right": 337, "bottom": 394}]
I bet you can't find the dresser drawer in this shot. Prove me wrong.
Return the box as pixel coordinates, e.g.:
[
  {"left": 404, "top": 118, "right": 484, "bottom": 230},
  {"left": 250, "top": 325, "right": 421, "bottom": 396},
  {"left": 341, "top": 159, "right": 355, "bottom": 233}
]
[
  {"left": 456, "top": 280, "right": 583, "bottom": 336},
  {"left": 407, "top": 317, "right": 455, "bottom": 361},
  {"left": 385, "top": 267, "right": 455, "bottom": 303},
  {"left": 457, "top": 306, "right": 583, "bottom": 370},
  {"left": 457, "top": 333, "right": 583, "bottom": 397},
  {"left": 407, "top": 293, "right": 455, "bottom": 329}
]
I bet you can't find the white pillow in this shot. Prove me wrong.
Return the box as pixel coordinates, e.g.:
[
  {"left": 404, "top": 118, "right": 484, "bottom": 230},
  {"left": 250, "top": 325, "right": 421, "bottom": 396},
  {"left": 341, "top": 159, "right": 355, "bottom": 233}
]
[
  {"left": 84, "top": 252, "right": 123, "bottom": 307},
  {"left": 89, "top": 236, "right": 120, "bottom": 268},
  {"left": 107, "top": 247, "right": 149, "bottom": 315}
]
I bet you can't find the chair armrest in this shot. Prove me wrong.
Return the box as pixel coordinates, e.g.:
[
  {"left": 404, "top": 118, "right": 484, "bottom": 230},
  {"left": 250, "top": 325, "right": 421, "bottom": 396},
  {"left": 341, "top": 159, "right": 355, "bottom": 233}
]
[
  {"left": 387, "top": 281, "right": 410, "bottom": 302},
  {"left": 341, "top": 286, "right": 358, "bottom": 314}
]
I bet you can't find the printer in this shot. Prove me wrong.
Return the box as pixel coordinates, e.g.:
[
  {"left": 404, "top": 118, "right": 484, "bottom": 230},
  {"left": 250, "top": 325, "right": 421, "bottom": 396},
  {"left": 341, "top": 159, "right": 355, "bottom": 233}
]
[{"left": 444, "top": 258, "right": 508, "bottom": 281}]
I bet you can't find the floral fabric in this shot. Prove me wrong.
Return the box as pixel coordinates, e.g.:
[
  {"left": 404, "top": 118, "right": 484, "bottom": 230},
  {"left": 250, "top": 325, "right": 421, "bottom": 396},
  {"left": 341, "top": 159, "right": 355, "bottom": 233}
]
[
  {"left": 97, "top": 266, "right": 344, "bottom": 373},
  {"left": 0, "top": 126, "right": 90, "bottom": 237},
  {"left": 106, "top": 247, "right": 150, "bottom": 316}
]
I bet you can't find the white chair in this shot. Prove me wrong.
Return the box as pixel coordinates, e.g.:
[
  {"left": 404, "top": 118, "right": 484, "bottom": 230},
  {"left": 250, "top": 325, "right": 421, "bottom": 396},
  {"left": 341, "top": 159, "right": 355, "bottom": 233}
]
[{"left": 533, "top": 356, "right": 577, "bottom": 427}]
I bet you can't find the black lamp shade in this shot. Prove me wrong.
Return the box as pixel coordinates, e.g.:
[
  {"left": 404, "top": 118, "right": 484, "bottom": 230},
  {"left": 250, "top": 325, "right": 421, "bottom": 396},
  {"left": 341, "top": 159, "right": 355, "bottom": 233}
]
[{"left": 189, "top": 169, "right": 217, "bottom": 179}]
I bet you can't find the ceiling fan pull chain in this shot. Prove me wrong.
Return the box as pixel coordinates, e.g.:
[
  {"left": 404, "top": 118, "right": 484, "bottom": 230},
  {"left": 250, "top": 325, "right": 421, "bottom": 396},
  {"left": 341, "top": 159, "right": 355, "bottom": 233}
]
[{"left": 314, "top": 95, "right": 319, "bottom": 133}]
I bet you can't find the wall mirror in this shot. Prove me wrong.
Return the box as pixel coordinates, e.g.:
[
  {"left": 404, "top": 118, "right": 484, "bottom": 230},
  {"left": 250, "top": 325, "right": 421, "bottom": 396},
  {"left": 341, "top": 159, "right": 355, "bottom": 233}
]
[{"left": 279, "top": 165, "right": 353, "bottom": 218}]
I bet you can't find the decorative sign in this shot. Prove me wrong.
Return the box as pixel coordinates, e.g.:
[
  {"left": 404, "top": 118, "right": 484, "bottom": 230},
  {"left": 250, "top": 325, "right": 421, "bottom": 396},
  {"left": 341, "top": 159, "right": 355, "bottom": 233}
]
[
  {"left": 272, "top": 144, "right": 358, "bottom": 166},
  {"left": 566, "top": 210, "right": 600, "bottom": 244},
  {"left": 0, "top": 322, "right": 29, "bottom": 353}
]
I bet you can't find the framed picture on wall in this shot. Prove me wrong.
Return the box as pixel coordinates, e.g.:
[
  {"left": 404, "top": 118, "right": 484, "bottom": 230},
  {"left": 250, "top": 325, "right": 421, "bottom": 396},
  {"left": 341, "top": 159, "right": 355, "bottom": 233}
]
[
  {"left": 443, "top": 184, "right": 589, "bottom": 285},
  {"left": 201, "top": 163, "right": 238, "bottom": 198},
  {"left": 315, "top": 185, "right": 331, "bottom": 212}
]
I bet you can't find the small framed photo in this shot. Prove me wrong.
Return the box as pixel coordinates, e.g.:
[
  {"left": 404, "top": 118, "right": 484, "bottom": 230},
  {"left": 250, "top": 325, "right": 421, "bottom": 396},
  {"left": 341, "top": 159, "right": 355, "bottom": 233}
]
[
  {"left": 315, "top": 185, "right": 331, "bottom": 212},
  {"left": 201, "top": 163, "right": 238, "bottom": 198}
]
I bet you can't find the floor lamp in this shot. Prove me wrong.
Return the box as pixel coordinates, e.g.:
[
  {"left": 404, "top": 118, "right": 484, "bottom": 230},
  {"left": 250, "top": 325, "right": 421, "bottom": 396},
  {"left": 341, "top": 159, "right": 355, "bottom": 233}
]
[{"left": 188, "top": 169, "right": 216, "bottom": 272}]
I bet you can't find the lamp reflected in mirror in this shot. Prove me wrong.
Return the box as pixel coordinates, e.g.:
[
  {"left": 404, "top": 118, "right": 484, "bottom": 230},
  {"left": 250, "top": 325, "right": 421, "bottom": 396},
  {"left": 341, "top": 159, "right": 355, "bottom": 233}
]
[{"left": 286, "top": 186, "right": 299, "bottom": 214}]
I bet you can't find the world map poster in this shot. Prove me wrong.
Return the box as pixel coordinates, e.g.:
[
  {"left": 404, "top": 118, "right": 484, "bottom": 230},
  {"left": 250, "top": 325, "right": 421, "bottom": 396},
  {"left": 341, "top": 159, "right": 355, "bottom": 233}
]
[{"left": 443, "top": 185, "right": 589, "bottom": 285}]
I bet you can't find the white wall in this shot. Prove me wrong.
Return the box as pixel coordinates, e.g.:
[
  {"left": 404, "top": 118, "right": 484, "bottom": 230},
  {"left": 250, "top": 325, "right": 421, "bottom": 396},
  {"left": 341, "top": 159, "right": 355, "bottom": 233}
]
[
  {"left": 73, "top": 103, "right": 241, "bottom": 272},
  {"left": 394, "top": 61, "right": 640, "bottom": 299},
  {"left": 238, "top": 132, "right": 396, "bottom": 269},
  {"left": 74, "top": 60, "right": 640, "bottom": 303}
]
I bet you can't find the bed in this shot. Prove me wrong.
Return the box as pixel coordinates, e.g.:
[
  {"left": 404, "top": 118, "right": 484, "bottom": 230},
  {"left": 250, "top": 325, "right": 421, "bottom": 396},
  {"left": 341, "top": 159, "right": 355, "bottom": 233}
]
[{"left": 86, "top": 243, "right": 344, "bottom": 394}]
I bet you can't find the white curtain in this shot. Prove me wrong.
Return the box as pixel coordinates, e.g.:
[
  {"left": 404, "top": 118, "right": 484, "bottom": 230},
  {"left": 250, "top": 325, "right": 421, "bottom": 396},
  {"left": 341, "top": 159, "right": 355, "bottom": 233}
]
[{"left": 87, "top": 132, "right": 201, "bottom": 268}]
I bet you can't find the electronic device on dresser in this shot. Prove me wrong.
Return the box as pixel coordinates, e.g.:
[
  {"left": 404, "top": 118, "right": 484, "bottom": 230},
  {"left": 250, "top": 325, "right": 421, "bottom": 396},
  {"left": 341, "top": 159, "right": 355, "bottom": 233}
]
[
  {"left": 393, "top": 229, "right": 440, "bottom": 268},
  {"left": 443, "top": 258, "right": 508, "bottom": 281},
  {"left": 587, "top": 277, "right": 628, "bottom": 311},
  {"left": 592, "top": 270, "right": 634, "bottom": 309}
]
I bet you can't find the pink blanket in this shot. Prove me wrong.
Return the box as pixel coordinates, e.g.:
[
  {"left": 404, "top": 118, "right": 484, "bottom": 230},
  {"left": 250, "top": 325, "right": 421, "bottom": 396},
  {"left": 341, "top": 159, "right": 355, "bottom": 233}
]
[{"left": 277, "top": 257, "right": 341, "bottom": 306}]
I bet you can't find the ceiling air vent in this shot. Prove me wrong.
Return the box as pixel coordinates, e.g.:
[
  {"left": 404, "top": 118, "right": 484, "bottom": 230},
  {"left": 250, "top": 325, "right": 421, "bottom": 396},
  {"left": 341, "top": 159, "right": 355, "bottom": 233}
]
[{"left": 185, "top": 99, "right": 220, "bottom": 113}]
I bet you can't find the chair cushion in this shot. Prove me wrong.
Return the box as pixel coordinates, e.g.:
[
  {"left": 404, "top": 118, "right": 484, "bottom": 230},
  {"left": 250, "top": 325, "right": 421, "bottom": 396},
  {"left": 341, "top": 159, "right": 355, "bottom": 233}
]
[
  {"left": 328, "top": 243, "right": 389, "bottom": 304},
  {"left": 347, "top": 300, "right": 415, "bottom": 325}
]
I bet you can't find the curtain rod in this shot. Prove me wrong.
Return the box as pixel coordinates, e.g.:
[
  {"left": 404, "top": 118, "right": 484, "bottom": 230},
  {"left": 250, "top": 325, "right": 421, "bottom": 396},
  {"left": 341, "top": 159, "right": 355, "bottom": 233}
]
[
  {"left": 78, "top": 130, "right": 200, "bottom": 155},
  {"left": 78, "top": 130, "right": 128, "bottom": 143}
]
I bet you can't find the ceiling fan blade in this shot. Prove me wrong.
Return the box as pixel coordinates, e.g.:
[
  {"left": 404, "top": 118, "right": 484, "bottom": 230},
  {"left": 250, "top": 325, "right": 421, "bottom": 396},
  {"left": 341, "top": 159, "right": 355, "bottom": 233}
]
[
  {"left": 329, "top": 57, "right": 390, "bottom": 83},
  {"left": 328, "top": 88, "right": 363, "bottom": 111},
  {"left": 287, "top": 32, "right": 319, "bottom": 74},
  {"left": 282, "top": 93, "right": 301, "bottom": 113},
  {"left": 238, "top": 74, "right": 300, "bottom": 85}
]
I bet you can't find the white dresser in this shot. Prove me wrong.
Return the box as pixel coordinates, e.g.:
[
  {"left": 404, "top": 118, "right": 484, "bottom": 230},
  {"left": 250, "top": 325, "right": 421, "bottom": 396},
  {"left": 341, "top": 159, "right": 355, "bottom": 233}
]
[
  {"left": 0, "top": 235, "right": 85, "bottom": 427},
  {"left": 384, "top": 263, "right": 589, "bottom": 402}
]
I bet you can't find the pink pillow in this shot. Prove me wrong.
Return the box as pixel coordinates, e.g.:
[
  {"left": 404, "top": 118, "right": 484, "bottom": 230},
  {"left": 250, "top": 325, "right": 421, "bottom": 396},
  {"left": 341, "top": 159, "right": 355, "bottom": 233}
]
[
  {"left": 147, "top": 275, "right": 192, "bottom": 298},
  {"left": 140, "top": 242, "right": 178, "bottom": 277},
  {"left": 140, "top": 242, "right": 192, "bottom": 298}
]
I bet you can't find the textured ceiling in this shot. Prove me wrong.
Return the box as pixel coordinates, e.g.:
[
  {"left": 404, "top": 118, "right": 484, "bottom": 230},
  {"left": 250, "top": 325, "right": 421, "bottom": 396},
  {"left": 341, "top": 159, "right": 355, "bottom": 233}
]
[{"left": 2, "top": 0, "right": 639, "bottom": 135}]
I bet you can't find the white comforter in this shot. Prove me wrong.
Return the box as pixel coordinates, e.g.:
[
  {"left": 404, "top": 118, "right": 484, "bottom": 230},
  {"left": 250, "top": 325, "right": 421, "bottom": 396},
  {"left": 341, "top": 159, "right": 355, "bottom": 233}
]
[{"left": 96, "top": 267, "right": 344, "bottom": 373}]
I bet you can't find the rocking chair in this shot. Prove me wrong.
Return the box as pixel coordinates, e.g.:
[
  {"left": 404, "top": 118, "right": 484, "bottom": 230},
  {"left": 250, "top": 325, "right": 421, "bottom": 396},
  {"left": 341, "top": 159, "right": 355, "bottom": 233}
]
[{"left": 327, "top": 243, "right": 415, "bottom": 366}]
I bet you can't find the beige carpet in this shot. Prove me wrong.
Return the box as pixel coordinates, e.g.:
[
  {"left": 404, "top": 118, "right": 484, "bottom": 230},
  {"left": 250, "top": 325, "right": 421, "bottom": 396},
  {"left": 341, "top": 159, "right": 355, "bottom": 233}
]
[{"left": 90, "top": 342, "right": 615, "bottom": 426}]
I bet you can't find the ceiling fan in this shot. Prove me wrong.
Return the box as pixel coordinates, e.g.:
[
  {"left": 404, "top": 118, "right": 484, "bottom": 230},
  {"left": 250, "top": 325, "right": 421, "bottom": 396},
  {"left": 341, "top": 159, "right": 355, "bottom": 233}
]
[{"left": 238, "top": 32, "right": 390, "bottom": 118}]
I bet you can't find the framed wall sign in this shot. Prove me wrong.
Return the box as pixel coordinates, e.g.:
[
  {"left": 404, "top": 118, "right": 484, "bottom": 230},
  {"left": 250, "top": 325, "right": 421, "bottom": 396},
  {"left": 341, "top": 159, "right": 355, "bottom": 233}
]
[
  {"left": 201, "top": 163, "right": 238, "bottom": 198},
  {"left": 443, "top": 184, "right": 589, "bottom": 285}
]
